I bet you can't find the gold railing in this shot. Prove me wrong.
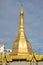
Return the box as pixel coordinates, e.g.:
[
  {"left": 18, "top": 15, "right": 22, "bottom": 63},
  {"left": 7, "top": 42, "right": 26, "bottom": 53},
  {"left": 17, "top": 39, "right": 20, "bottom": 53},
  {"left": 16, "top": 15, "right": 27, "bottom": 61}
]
[{"left": 0, "top": 54, "right": 43, "bottom": 64}]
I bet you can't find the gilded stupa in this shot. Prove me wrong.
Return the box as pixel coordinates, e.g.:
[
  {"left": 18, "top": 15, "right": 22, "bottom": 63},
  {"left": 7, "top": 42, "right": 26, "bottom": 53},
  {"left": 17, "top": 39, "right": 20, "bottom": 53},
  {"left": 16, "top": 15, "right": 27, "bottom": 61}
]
[{"left": 12, "top": 7, "right": 33, "bottom": 55}]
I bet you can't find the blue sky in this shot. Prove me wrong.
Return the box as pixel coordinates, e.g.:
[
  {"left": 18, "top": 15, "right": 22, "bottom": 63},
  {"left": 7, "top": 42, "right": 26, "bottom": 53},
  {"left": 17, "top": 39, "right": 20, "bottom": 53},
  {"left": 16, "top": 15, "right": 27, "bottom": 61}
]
[{"left": 0, "top": 0, "right": 43, "bottom": 54}]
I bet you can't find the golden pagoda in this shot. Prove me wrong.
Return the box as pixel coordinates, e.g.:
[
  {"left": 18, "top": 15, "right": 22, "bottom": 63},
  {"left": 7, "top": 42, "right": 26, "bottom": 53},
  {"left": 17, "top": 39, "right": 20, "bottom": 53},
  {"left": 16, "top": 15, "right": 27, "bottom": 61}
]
[
  {"left": 12, "top": 7, "right": 33, "bottom": 55},
  {"left": 0, "top": 7, "right": 43, "bottom": 65}
]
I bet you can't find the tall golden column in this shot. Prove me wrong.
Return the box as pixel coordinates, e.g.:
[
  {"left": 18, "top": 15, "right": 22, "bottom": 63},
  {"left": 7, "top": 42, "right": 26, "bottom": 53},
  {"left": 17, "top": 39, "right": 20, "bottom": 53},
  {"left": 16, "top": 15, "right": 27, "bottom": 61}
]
[{"left": 12, "top": 7, "right": 33, "bottom": 55}]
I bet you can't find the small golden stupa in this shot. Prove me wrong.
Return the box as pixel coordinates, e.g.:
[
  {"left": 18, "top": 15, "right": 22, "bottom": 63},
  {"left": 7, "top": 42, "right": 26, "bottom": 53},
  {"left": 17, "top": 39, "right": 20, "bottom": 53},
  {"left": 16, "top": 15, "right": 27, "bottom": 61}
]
[{"left": 12, "top": 7, "right": 33, "bottom": 55}]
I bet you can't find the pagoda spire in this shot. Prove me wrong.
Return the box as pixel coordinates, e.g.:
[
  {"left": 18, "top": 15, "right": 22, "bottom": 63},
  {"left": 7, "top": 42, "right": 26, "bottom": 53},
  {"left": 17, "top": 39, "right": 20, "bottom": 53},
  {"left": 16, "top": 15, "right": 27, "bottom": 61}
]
[
  {"left": 20, "top": 5, "right": 24, "bottom": 29},
  {"left": 19, "top": 5, "right": 25, "bottom": 38}
]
